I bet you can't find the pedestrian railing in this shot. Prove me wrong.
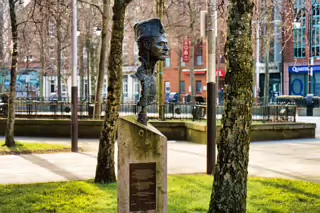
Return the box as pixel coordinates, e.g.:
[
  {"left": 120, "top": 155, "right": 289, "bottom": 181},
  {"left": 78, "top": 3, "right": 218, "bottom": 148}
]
[{"left": 9, "top": 100, "right": 296, "bottom": 122}]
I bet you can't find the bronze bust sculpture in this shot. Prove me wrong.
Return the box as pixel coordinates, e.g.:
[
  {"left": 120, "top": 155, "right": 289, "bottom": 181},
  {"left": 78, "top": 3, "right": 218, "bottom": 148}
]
[{"left": 134, "top": 18, "right": 169, "bottom": 125}]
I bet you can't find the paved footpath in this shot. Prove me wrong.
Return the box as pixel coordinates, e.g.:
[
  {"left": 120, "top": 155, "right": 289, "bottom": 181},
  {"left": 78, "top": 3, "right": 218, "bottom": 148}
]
[{"left": 0, "top": 136, "right": 320, "bottom": 184}]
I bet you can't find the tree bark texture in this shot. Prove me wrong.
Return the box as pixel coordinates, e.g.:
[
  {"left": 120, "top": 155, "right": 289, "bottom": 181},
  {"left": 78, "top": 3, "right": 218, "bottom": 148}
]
[
  {"left": 0, "top": 1, "right": 4, "bottom": 61},
  {"left": 94, "top": 0, "right": 110, "bottom": 119},
  {"left": 94, "top": 0, "right": 132, "bottom": 183},
  {"left": 208, "top": 0, "right": 254, "bottom": 212},
  {"left": 5, "top": 0, "right": 18, "bottom": 147}
]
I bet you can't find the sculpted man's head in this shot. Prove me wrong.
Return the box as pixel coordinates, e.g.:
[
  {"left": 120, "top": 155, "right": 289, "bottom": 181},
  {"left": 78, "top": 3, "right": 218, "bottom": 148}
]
[{"left": 134, "top": 18, "right": 169, "bottom": 61}]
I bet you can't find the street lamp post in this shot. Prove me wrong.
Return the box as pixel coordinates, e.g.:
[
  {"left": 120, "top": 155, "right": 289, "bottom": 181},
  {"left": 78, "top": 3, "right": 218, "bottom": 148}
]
[
  {"left": 206, "top": 0, "right": 217, "bottom": 175},
  {"left": 71, "top": 0, "right": 78, "bottom": 152},
  {"left": 307, "top": 11, "right": 313, "bottom": 95}
]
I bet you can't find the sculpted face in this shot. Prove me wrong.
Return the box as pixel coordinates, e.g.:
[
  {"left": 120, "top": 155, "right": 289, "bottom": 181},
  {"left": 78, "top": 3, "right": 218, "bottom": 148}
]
[{"left": 149, "top": 34, "right": 169, "bottom": 61}]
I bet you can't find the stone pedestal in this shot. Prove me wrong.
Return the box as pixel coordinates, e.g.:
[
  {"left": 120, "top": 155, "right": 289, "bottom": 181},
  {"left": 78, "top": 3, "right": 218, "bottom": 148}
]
[{"left": 118, "top": 115, "right": 167, "bottom": 213}]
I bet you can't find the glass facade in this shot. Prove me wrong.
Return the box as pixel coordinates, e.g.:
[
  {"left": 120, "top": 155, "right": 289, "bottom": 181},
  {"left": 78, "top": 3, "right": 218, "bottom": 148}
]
[
  {"left": 180, "top": 81, "right": 185, "bottom": 94},
  {"left": 294, "top": 5, "right": 306, "bottom": 58},
  {"left": 196, "top": 80, "right": 202, "bottom": 94},
  {"left": 289, "top": 65, "right": 320, "bottom": 96},
  {"left": 312, "top": 3, "right": 320, "bottom": 57},
  {"left": 123, "top": 75, "right": 128, "bottom": 98}
]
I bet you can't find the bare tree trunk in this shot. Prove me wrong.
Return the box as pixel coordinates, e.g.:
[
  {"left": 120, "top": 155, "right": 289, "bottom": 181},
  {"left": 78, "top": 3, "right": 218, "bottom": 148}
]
[
  {"left": 79, "top": 37, "right": 85, "bottom": 101},
  {"left": 40, "top": 27, "right": 46, "bottom": 100},
  {"left": 190, "top": 35, "right": 196, "bottom": 104},
  {"left": 208, "top": 0, "right": 254, "bottom": 212},
  {"left": 178, "top": 43, "right": 183, "bottom": 102},
  {"left": 86, "top": 38, "right": 91, "bottom": 102},
  {"left": 94, "top": 0, "right": 132, "bottom": 184},
  {"left": 56, "top": 0, "right": 62, "bottom": 101},
  {"left": 94, "top": 0, "right": 110, "bottom": 119},
  {"left": 5, "top": 0, "right": 18, "bottom": 147},
  {"left": 90, "top": 43, "right": 96, "bottom": 102},
  {"left": 187, "top": 1, "right": 196, "bottom": 105}
]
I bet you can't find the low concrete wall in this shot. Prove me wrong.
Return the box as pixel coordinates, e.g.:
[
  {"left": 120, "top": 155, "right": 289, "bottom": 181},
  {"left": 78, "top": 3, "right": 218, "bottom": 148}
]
[
  {"left": 0, "top": 119, "right": 315, "bottom": 142},
  {"left": 297, "top": 107, "right": 320, "bottom": 116},
  {"left": 0, "top": 119, "right": 103, "bottom": 138},
  {"left": 150, "top": 121, "right": 316, "bottom": 144}
]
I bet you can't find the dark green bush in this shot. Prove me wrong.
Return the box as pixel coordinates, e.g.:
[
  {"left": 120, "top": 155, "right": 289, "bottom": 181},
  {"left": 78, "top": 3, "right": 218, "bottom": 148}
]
[
  {"left": 275, "top": 95, "right": 305, "bottom": 106},
  {"left": 276, "top": 95, "right": 320, "bottom": 107}
]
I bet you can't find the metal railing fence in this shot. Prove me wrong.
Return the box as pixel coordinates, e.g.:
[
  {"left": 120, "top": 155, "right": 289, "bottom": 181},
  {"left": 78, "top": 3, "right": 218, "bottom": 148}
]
[{"left": 3, "top": 100, "right": 296, "bottom": 122}]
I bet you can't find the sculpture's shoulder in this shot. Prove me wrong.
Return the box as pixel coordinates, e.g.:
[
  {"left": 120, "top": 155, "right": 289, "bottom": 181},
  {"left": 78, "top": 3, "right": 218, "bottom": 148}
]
[
  {"left": 136, "top": 64, "right": 146, "bottom": 73},
  {"left": 135, "top": 64, "right": 147, "bottom": 80}
]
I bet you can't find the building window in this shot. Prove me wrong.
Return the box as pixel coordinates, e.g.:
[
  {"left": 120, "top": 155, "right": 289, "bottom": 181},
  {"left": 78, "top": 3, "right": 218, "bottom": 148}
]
[
  {"left": 165, "top": 50, "right": 171, "bottom": 67},
  {"left": 123, "top": 53, "right": 129, "bottom": 66},
  {"left": 123, "top": 42, "right": 129, "bottom": 66},
  {"left": 165, "top": 81, "right": 170, "bottom": 101},
  {"left": 133, "top": 78, "right": 139, "bottom": 93},
  {"left": 181, "top": 57, "right": 186, "bottom": 67},
  {"left": 196, "top": 80, "right": 202, "bottom": 94},
  {"left": 294, "top": 3, "right": 306, "bottom": 58},
  {"left": 312, "top": 3, "right": 320, "bottom": 57},
  {"left": 50, "top": 80, "right": 55, "bottom": 93},
  {"left": 195, "top": 39, "right": 203, "bottom": 65},
  {"left": 165, "top": 57, "right": 171, "bottom": 67},
  {"left": 123, "top": 75, "right": 128, "bottom": 98},
  {"left": 180, "top": 81, "right": 185, "bottom": 94},
  {"left": 133, "top": 77, "right": 140, "bottom": 102},
  {"left": 134, "top": 43, "right": 139, "bottom": 65}
]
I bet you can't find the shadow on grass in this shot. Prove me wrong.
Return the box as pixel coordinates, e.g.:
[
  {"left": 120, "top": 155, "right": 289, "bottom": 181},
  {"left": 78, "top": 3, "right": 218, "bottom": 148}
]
[
  {"left": 247, "top": 178, "right": 320, "bottom": 213},
  {"left": 250, "top": 178, "right": 320, "bottom": 200}
]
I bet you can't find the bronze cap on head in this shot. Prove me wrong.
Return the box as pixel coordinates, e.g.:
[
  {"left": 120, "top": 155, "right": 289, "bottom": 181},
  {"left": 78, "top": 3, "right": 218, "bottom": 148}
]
[{"left": 134, "top": 18, "right": 166, "bottom": 41}]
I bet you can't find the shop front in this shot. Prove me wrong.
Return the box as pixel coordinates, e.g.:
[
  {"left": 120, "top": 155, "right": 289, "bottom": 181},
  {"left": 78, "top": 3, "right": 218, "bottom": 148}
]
[
  {"left": 257, "top": 62, "right": 281, "bottom": 101},
  {"left": 289, "top": 65, "right": 320, "bottom": 96}
]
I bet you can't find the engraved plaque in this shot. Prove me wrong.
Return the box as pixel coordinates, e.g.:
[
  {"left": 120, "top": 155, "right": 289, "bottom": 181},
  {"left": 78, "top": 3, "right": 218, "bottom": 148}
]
[{"left": 129, "top": 162, "right": 156, "bottom": 212}]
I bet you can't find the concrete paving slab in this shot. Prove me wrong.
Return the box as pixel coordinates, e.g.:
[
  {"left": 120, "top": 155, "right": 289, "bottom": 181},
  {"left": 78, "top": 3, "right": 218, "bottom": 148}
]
[{"left": 0, "top": 137, "right": 319, "bottom": 184}]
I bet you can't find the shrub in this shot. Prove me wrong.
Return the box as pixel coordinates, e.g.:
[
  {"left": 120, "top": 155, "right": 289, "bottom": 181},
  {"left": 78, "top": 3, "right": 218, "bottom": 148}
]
[{"left": 275, "top": 95, "right": 305, "bottom": 106}]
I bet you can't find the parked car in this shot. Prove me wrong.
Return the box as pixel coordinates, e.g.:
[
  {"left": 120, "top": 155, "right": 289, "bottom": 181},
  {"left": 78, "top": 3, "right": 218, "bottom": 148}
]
[
  {"left": 0, "top": 93, "right": 8, "bottom": 117},
  {"left": 48, "top": 92, "right": 58, "bottom": 102},
  {"left": 168, "top": 92, "right": 179, "bottom": 103}
]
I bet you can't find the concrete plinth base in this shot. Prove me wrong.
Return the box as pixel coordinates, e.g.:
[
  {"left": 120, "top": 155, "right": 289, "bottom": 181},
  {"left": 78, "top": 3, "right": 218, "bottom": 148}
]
[{"left": 118, "top": 115, "right": 167, "bottom": 213}]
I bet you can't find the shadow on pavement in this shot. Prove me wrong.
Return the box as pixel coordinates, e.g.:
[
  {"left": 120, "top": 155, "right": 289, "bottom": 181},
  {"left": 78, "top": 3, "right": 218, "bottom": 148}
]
[
  {"left": 168, "top": 148, "right": 205, "bottom": 157},
  {"left": 78, "top": 152, "right": 97, "bottom": 159},
  {"left": 19, "top": 154, "right": 80, "bottom": 181},
  {"left": 250, "top": 164, "right": 320, "bottom": 183}
]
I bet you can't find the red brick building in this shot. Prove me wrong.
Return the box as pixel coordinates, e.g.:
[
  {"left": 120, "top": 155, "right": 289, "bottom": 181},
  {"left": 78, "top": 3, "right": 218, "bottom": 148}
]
[{"left": 163, "top": 39, "right": 226, "bottom": 102}]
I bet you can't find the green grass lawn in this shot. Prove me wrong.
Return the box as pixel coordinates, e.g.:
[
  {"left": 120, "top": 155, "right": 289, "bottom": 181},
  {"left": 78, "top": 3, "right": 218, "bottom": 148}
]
[
  {"left": 0, "top": 142, "right": 71, "bottom": 155},
  {"left": 0, "top": 175, "right": 319, "bottom": 213}
]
